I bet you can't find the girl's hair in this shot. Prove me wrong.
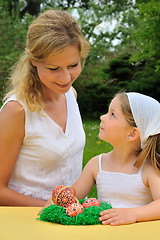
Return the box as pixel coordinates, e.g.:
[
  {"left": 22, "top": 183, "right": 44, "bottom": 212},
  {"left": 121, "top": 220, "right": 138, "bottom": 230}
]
[
  {"left": 4, "top": 10, "right": 90, "bottom": 113},
  {"left": 117, "top": 91, "right": 160, "bottom": 174}
]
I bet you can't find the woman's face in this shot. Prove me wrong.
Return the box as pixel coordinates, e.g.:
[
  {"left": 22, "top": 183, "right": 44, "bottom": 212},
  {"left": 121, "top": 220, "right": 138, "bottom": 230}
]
[{"left": 31, "top": 45, "right": 81, "bottom": 96}]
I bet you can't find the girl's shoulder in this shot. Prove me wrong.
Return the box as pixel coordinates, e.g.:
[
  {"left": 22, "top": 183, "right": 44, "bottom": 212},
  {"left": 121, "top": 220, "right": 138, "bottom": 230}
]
[
  {"left": 142, "top": 159, "right": 160, "bottom": 188},
  {"left": 86, "top": 155, "right": 99, "bottom": 168},
  {"left": 142, "top": 159, "right": 157, "bottom": 175},
  {"left": 88, "top": 153, "right": 110, "bottom": 166},
  {"left": 83, "top": 155, "right": 100, "bottom": 178},
  {"left": 142, "top": 159, "right": 160, "bottom": 200},
  {"left": 85, "top": 153, "right": 110, "bottom": 179}
]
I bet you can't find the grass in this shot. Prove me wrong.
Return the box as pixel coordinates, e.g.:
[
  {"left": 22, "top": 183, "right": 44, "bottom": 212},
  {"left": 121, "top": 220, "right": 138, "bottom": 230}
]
[{"left": 82, "top": 118, "right": 113, "bottom": 198}]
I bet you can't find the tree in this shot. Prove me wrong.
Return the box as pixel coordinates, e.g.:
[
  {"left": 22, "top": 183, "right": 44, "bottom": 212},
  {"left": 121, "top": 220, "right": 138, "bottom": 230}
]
[
  {"left": 0, "top": 0, "right": 33, "bottom": 102},
  {"left": 130, "top": 1, "right": 160, "bottom": 66},
  {"left": 4, "top": 0, "right": 92, "bottom": 17}
]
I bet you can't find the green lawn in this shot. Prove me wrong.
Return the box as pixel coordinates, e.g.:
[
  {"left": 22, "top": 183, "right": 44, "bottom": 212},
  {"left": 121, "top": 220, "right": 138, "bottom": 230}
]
[{"left": 82, "top": 119, "right": 113, "bottom": 198}]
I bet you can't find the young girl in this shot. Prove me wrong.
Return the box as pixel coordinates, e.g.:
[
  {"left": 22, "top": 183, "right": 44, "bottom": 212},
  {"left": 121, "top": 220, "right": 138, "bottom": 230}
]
[
  {"left": 71, "top": 92, "right": 160, "bottom": 226},
  {"left": 0, "top": 10, "right": 90, "bottom": 206}
]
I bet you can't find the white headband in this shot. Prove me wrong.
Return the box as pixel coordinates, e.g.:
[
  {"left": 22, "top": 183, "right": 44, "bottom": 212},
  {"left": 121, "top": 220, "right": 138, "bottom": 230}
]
[{"left": 126, "top": 92, "right": 160, "bottom": 148}]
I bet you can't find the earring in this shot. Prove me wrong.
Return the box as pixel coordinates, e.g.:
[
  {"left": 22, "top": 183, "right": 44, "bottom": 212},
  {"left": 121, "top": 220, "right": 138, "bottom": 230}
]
[{"left": 127, "top": 137, "right": 130, "bottom": 140}]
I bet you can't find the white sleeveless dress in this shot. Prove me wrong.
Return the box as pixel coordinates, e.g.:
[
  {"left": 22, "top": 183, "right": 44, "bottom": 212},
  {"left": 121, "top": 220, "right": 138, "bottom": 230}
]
[
  {"left": 96, "top": 154, "right": 152, "bottom": 208},
  {"left": 1, "top": 88, "right": 85, "bottom": 200}
]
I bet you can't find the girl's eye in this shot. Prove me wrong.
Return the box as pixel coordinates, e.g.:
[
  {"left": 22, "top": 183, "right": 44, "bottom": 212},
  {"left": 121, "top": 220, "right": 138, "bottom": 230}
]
[{"left": 111, "top": 112, "right": 115, "bottom": 117}]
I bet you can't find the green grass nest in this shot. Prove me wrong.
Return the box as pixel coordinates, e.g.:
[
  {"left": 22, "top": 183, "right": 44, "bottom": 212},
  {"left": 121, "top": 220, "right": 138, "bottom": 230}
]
[{"left": 38, "top": 199, "right": 112, "bottom": 225}]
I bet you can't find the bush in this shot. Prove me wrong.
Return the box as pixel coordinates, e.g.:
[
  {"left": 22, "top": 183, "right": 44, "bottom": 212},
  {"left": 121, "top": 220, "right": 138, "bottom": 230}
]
[{"left": 0, "top": 2, "right": 33, "bottom": 103}]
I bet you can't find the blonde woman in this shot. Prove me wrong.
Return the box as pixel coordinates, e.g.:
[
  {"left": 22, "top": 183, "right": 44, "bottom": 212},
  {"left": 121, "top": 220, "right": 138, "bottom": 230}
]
[{"left": 0, "top": 10, "right": 90, "bottom": 206}]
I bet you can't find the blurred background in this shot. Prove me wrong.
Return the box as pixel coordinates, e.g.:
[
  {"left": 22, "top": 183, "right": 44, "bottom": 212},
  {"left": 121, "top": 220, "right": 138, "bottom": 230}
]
[{"left": 1, "top": 0, "right": 160, "bottom": 119}]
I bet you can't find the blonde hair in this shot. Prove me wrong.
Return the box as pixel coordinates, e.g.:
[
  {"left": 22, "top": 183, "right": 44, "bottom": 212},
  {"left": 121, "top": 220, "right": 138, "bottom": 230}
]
[
  {"left": 5, "top": 10, "right": 90, "bottom": 113},
  {"left": 117, "top": 91, "right": 160, "bottom": 174}
]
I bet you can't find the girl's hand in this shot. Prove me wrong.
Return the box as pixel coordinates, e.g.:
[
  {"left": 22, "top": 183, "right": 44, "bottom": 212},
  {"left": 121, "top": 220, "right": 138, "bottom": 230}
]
[{"left": 99, "top": 208, "right": 137, "bottom": 226}]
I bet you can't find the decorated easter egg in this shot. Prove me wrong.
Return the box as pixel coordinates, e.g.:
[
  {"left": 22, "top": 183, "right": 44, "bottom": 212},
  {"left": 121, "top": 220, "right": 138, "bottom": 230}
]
[
  {"left": 82, "top": 198, "right": 101, "bottom": 208},
  {"left": 66, "top": 203, "right": 84, "bottom": 217},
  {"left": 52, "top": 185, "right": 76, "bottom": 208},
  {"left": 52, "top": 185, "right": 65, "bottom": 203}
]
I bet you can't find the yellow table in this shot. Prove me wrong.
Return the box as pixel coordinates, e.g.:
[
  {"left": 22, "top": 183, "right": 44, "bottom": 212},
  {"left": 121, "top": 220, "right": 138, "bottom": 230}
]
[{"left": 0, "top": 207, "right": 160, "bottom": 240}]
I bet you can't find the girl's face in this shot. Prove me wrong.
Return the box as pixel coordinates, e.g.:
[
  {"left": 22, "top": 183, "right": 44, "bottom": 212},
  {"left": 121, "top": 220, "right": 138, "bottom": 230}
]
[
  {"left": 31, "top": 45, "right": 81, "bottom": 96},
  {"left": 99, "top": 96, "right": 132, "bottom": 146}
]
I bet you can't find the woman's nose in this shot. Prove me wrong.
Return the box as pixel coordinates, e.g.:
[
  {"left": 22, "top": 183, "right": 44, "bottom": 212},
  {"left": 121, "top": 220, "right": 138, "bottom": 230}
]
[{"left": 59, "top": 69, "right": 71, "bottom": 82}]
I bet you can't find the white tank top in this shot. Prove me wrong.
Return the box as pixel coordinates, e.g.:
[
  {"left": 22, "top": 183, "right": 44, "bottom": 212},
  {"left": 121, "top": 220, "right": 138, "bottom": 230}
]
[
  {"left": 96, "top": 154, "right": 152, "bottom": 208},
  {"left": 1, "top": 88, "right": 85, "bottom": 200}
]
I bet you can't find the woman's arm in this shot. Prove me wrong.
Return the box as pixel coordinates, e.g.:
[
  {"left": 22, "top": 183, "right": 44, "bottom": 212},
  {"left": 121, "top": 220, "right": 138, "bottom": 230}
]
[{"left": 0, "top": 101, "right": 46, "bottom": 206}]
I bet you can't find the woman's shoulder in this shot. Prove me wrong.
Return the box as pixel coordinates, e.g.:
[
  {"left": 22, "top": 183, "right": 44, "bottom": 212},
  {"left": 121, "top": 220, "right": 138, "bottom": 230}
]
[
  {"left": 1, "top": 94, "right": 23, "bottom": 110},
  {"left": 0, "top": 99, "right": 25, "bottom": 142},
  {"left": 0, "top": 99, "right": 25, "bottom": 123}
]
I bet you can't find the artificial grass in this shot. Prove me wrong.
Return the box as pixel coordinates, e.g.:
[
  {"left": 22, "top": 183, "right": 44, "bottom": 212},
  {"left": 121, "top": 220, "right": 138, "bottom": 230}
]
[{"left": 37, "top": 199, "right": 112, "bottom": 225}]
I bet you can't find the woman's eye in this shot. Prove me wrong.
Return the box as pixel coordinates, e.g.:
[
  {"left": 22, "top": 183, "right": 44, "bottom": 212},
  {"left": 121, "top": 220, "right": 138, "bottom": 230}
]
[
  {"left": 48, "top": 62, "right": 79, "bottom": 71},
  {"left": 69, "top": 63, "right": 79, "bottom": 68},
  {"left": 48, "top": 67, "right": 59, "bottom": 71},
  {"left": 111, "top": 112, "right": 115, "bottom": 117}
]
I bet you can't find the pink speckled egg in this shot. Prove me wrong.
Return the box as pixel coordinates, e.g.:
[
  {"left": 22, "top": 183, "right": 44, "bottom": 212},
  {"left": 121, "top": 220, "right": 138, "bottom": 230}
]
[
  {"left": 82, "top": 198, "right": 101, "bottom": 208},
  {"left": 66, "top": 203, "right": 84, "bottom": 217}
]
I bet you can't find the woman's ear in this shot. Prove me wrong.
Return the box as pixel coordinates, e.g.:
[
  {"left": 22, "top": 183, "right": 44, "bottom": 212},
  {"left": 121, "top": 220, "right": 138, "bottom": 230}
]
[
  {"left": 30, "top": 59, "right": 37, "bottom": 67},
  {"left": 128, "top": 127, "right": 140, "bottom": 141}
]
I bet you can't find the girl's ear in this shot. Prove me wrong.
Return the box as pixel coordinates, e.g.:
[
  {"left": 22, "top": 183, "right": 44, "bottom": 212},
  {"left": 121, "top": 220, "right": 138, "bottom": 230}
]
[{"left": 128, "top": 127, "right": 140, "bottom": 141}]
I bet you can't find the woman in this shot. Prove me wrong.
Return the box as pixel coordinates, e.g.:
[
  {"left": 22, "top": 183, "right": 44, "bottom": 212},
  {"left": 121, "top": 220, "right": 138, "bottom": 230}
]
[{"left": 0, "top": 10, "right": 90, "bottom": 206}]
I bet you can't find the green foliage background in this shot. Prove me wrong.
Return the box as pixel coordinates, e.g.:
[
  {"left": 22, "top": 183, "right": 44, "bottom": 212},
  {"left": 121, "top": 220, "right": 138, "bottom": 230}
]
[{"left": 0, "top": 0, "right": 160, "bottom": 117}]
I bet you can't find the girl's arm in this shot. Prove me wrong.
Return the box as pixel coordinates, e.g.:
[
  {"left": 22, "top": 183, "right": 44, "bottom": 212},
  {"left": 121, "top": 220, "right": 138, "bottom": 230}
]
[
  {"left": 73, "top": 156, "right": 99, "bottom": 199},
  {"left": 99, "top": 162, "right": 160, "bottom": 226},
  {"left": 0, "top": 101, "right": 46, "bottom": 206},
  {"left": 42, "top": 156, "right": 98, "bottom": 210},
  {"left": 135, "top": 163, "right": 160, "bottom": 221}
]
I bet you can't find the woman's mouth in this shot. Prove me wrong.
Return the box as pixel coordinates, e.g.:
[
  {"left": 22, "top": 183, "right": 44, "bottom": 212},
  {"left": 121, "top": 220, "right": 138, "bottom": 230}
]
[{"left": 55, "top": 82, "right": 70, "bottom": 88}]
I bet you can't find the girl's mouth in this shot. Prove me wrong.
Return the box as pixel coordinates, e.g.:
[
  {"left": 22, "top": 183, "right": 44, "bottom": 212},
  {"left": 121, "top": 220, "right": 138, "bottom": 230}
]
[{"left": 100, "top": 126, "right": 104, "bottom": 131}]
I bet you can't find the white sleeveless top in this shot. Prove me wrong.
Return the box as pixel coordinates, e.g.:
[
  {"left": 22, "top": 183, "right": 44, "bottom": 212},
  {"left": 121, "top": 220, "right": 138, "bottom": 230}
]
[
  {"left": 1, "top": 88, "right": 85, "bottom": 200},
  {"left": 96, "top": 154, "right": 152, "bottom": 208}
]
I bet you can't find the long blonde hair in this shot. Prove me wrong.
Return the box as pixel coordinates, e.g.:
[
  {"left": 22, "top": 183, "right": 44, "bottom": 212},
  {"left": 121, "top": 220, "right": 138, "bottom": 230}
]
[
  {"left": 117, "top": 92, "right": 160, "bottom": 174},
  {"left": 5, "top": 10, "right": 90, "bottom": 113}
]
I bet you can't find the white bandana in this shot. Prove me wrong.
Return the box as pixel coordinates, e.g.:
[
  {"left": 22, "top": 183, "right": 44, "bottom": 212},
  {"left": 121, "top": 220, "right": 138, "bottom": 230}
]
[{"left": 126, "top": 92, "right": 160, "bottom": 148}]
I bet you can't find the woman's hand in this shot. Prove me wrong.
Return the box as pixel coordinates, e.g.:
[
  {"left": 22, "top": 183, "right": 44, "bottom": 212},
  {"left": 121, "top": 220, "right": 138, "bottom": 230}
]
[
  {"left": 99, "top": 208, "right": 137, "bottom": 226},
  {"left": 39, "top": 197, "right": 54, "bottom": 215}
]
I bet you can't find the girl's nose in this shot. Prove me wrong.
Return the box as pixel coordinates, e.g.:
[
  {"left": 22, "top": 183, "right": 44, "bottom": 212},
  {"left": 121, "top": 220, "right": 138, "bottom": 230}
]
[{"left": 100, "top": 114, "right": 105, "bottom": 121}]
